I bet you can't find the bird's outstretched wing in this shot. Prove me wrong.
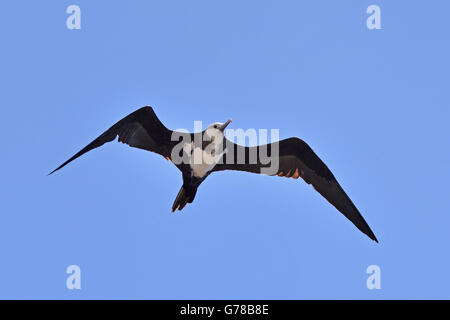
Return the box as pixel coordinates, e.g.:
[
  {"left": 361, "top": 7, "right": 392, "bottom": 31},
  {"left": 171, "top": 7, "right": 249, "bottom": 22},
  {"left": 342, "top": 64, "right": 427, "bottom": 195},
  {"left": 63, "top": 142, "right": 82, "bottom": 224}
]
[
  {"left": 50, "top": 106, "right": 177, "bottom": 175},
  {"left": 213, "top": 137, "right": 378, "bottom": 242}
]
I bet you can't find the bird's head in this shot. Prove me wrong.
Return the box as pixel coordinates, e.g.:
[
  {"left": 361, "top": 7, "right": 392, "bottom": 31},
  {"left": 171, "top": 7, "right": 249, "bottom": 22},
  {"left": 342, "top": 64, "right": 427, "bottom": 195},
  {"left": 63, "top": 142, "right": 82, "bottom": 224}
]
[
  {"left": 208, "top": 119, "right": 232, "bottom": 131},
  {"left": 204, "top": 119, "right": 232, "bottom": 145},
  {"left": 204, "top": 119, "right": 232, "bottom": 140}
]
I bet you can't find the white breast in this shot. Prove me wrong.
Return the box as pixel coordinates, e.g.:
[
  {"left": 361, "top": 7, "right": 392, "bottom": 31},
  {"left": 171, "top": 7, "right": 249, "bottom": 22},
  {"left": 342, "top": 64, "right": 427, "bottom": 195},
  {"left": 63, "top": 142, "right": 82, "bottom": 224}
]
[{"left": 184, "top": 141, "right": 226, "bottom": 178}]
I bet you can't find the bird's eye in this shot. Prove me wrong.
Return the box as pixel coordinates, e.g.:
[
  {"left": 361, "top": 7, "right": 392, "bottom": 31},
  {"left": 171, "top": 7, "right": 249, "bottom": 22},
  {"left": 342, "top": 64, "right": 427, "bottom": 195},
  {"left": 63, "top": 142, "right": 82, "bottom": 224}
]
[{"left": 214, "top": 125, "right": 217, "bottom": 128}]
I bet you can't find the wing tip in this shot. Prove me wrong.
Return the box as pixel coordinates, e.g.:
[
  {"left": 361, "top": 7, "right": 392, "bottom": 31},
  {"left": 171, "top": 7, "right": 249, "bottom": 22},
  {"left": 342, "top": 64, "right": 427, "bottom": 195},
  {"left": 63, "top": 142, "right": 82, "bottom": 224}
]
[
  {"left": 365, "top": 228, "right": 379, "bottom": 243},
  {"left": 48, "top": 162, "right": 67, "bottom": 176},
  {"left": 48, "top": 167, "right": 59, "bottom": 176}
]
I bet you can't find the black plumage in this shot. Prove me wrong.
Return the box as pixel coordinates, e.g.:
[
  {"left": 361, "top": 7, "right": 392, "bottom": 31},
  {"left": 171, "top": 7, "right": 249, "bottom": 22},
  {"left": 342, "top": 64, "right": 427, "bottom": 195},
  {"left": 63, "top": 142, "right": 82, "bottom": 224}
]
[{"left": 50, "top": 106, "right": 378, "bottom": 242}]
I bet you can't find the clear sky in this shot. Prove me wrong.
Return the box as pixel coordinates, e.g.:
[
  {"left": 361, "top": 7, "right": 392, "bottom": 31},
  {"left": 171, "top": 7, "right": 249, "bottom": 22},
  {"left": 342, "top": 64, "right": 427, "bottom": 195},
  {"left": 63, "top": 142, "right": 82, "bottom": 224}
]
[{"left": 1, "top": 0, "right": 449, "bottom": 299}]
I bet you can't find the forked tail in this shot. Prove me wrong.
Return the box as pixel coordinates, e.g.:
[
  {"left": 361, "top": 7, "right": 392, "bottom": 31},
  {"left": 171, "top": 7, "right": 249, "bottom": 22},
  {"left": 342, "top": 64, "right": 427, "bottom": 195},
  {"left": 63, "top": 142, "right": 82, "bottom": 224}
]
[{"left": 171, "top": 186, "right": 196, "bottom": 212}]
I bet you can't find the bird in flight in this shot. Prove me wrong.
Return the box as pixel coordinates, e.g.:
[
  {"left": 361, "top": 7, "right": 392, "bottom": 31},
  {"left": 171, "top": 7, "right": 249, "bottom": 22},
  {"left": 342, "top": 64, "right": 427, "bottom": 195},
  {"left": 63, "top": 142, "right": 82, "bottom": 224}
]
[{"left": 50, "top": 106, "right": 378, "bottom": 242}]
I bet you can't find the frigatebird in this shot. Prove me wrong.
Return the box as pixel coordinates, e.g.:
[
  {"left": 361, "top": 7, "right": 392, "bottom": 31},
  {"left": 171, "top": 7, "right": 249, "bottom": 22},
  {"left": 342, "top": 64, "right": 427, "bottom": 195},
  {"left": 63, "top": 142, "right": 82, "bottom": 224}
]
[{"left": 50, "top": 106, "right": 378, "bottom": 242}]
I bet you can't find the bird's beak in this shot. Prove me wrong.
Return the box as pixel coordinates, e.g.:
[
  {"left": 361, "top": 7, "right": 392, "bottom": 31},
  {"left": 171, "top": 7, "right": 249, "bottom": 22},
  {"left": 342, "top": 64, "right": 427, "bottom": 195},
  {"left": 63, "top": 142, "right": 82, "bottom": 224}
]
[{"left": 219, "top": 119, "right": 232, "bottom": 131}]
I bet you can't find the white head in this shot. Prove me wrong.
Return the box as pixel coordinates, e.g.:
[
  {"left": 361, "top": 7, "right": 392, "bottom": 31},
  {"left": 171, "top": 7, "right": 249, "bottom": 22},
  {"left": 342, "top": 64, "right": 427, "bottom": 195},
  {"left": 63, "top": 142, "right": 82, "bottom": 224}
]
[{"left": 204, "top": 119, "right": 232, "bottom": 142}]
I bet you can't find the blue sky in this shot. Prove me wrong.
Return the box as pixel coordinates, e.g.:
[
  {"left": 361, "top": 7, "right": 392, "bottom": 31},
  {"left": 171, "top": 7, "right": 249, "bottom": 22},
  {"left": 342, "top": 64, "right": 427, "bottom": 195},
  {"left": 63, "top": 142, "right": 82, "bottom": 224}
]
[{"left": 0, "top": 1, "right": 449, "bottom": 299}]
